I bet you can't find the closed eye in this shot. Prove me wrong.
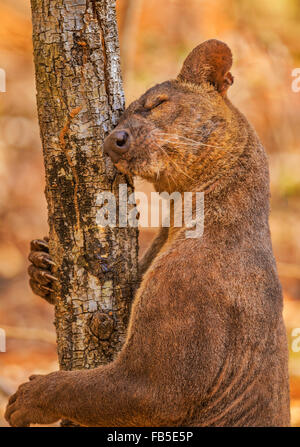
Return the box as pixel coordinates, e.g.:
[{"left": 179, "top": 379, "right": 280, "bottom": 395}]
[{"left": 144, "top": 95, "right": 169, "bottom": 111}]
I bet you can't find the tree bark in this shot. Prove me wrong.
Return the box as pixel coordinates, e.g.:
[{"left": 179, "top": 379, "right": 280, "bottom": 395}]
[{"left": 30, "top": 0, "right": 138, "bottom": 380}]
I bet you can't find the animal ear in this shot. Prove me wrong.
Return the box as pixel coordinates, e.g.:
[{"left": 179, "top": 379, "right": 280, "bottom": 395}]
[{"left": 177, "top": 39, "right": 234, "bottom": 96}]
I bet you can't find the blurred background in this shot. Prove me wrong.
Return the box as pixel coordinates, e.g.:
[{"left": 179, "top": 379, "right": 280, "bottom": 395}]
[{"left": 0, "top": 0, "right": 300, "bottom": 426}]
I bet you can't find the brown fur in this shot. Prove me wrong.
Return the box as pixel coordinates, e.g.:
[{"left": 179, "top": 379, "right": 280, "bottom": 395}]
[{"left": 6, "top": 39, "right": 290, "bottom": 427}]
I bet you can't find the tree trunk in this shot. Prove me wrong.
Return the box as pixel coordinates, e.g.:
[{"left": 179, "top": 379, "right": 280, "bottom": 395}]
[{"left": 30, "top": 0, "right": 138, "bottom": 382}]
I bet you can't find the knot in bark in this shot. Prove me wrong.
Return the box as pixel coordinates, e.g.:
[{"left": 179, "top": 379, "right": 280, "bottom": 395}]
[{"left": 90, "top": 312, "right": 114, "bottom": 340}]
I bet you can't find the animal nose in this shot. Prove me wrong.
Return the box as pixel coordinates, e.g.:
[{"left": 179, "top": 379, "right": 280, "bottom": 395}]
[
  {"left": 103, "top": 130, "right": 130, "bottom": 162},
  {"left": 114, "top": 130, "right": 129, "bottom": 148}
]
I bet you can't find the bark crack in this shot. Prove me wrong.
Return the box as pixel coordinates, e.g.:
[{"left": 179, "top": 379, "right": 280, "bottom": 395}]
[
  {"left": 59, "top": 106, "right": 83, "bottom": 230},
  {"left": 92, "top": 0, "right": 112, "bottom": 110}
]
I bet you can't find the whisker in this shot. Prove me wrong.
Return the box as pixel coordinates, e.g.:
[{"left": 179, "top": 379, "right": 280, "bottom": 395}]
[
  {"left": 154, "top": 145, "right": 177, "bottom": 187},
  {"left": 156, "top": 138, "right": 200, "bottom": 149},
  {"left": 156, "top": 166, "right": 160, "bottom": 181},
  {"left": 152, "top": 141, "right": 194, "bottom": 182},
  {"left": 154, "top": 131, "right": 224, "bottom": 149}
]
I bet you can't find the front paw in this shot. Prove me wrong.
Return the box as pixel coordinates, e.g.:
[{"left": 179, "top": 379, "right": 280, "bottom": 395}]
[
  {"left": 5, "top": 374, "right": 61, "bottom": 427},
  {"left": 28, "top": 237, "right": 58, "bottom": 305}
]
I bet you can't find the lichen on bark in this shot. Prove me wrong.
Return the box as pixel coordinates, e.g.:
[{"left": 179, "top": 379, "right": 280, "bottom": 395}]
[{"left": 30, "top": 0, "right": 138, "bottom": 371}]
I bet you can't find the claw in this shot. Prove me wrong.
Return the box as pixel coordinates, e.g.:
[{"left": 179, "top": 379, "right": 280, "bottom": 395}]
[
  {"left": 38, "top": 240, "right": 49, "bottom": 249},
  {"left": 30, "top": 239, "right": 49, "bottom": 252},
  {"left": 41, "top": 285, "right": 55, "bottom": 293},
  {"left": 28, "top": 251, "right": 56, "bottom": 269},
  {"left": 43, "top": 272, "right": 59, "bottom": 282}
]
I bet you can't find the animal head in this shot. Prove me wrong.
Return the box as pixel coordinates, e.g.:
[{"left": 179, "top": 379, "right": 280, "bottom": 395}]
[{"left": 104, "top": 39, "right": 248, "bottom": 193}]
